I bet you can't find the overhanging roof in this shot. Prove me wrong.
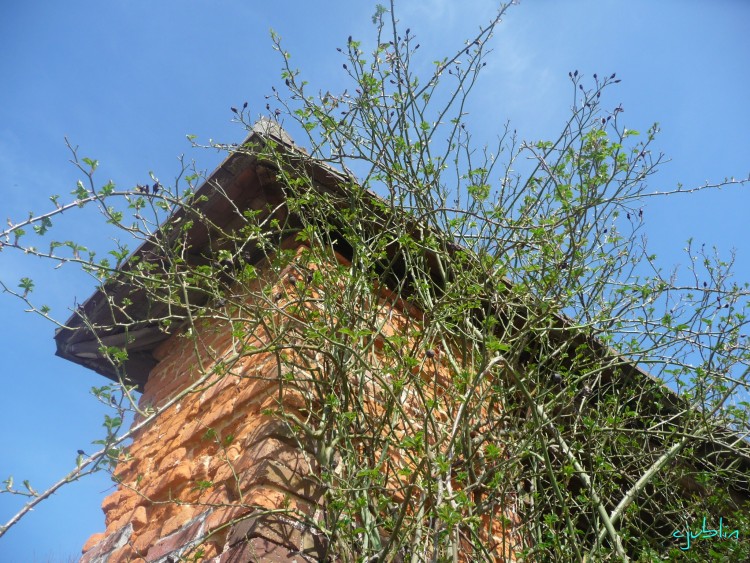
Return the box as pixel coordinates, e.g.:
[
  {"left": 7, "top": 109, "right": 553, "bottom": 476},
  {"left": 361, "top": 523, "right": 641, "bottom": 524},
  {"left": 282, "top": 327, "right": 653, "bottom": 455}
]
[{"left": 54, "top": 119, "right": 306, "bottom": 387}]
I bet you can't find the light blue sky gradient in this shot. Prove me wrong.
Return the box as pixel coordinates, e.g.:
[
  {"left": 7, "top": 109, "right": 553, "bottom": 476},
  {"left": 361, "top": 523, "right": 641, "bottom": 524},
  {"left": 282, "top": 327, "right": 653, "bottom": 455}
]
[{"left": 1, "top": 1, "right": 748, "bottom": 559}]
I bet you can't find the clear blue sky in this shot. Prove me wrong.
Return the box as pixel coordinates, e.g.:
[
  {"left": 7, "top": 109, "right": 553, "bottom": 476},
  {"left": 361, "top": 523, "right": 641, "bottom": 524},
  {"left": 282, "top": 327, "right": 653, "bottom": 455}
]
[{"left": 1, "top": 1, "right": 748, "bottom": 560}]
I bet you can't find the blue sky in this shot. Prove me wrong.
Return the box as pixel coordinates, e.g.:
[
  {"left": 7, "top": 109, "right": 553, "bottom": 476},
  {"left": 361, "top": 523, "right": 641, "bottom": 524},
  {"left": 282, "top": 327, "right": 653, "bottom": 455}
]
[{"left": 0, "top": 1, "right": 748, "bottom": 559}]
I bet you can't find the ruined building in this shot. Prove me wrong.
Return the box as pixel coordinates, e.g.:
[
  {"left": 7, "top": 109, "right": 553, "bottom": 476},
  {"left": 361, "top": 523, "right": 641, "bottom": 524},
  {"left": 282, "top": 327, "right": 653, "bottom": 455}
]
[{"left": 56, "top": 120, "right": 750, "bottom": 561}]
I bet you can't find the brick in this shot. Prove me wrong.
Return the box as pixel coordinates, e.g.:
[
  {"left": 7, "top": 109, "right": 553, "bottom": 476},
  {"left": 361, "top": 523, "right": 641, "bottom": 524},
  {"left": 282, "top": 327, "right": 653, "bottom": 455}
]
[
  {"left": 147, "top": 513, "right": 207, "bottom": 560},
  {"left": 80, "top": 523, "right": 132, "bottom": 563},
  {"left": 101, "top": 489, "right": 132, "bottom": 514},
  {"left": 225, "top": 442, "right": 242, "bottom": 462},
  {"left": 81, "top": 531, "right": 105, "bottom": 553},
  {"left": 131, "top": 527, "right": 160, "bottom": 554},
  {"left": 112, "top": 457, "right": 137, "bottom": 482},
  {"left": 227, "top": 513, "right": 326, "bottom": 560},
  {"left": 215, "top": 537, "right": 317, "bottom": 563},
  {"left": 131, "top": 505, "right": 148, "bottom": 530},
  {"left": 206, "top": 505, "right": 249, "bottom": 532},
  {"left": 242, "top": 486, "right": 307, "bottom": 513},
  {"left": 105, "top": 511, "right": 134, "bottom": 537},
  {"left": 199, "top": 541, "right": 221, "bottom": 560},
  {"left": 147, "top": 460, "right": 193, "bottom": 499},
  {"left": 176, "top": 417, "right": 205, "bottom": 445},
  {"left": 107, "top": 544, "right": 136, "bottom": 561},
  {"left": 161, "top": 504, "right": 201, "bottom": 537},
  {"left": 240, "top": 418, "right": 294, "bottom": 450},
  {"left": 197, "top": 374, "right": 234, "bottom": 405},
  {"left": 239, "top": 437, "right": 315, "bottom": 479},
  {"left": 167, "top": 459, "right": 194, "bottom": 488},
  {"left": 158, "top": 446, "right": 188, "bottom": 472},
  {"left": 197, "top": 396, "right": 236, "bottom": 429},
  {"left": 238, "top": 456, "right": 321, "bottom": 503},
  {"left": 203, "top": 486, "right": 232, "bottom": 507},
  {"left": 193, "top": 454, "right": 213, "bottom": 481}
]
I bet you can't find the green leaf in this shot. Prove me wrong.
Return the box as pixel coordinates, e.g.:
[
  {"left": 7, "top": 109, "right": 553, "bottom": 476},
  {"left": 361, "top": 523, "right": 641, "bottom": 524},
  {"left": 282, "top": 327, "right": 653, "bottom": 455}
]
[
  {"left": 18, "top": 277, "right": 34, "bottom": 295},
  {"left": 82, "top": 157, "right": 99, "bottom": 171},
  {"left": 102, "top": 414, "right": 122, "bottom": 431},
  {"left": 191, "top": 480, "right": 214, "bottom": 491},
  {"left": 33, "top": 217, "right": 53, "bottom": 236},
  {"left": 73, "top": 180, "right": 88, "bottom": 200},
  {"left": 100, "top": 180, "right": 115, "bottom": 196}
]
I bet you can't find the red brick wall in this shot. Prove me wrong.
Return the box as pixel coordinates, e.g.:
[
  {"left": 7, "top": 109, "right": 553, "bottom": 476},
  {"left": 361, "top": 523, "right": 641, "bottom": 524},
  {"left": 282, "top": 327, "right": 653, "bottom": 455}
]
[
  {"left": 81, "top": 244, "right": 328, "bottom": 561},
  {"left": 80, "top": 242, "right": 522, "bottom": 561}
]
